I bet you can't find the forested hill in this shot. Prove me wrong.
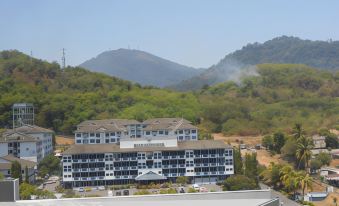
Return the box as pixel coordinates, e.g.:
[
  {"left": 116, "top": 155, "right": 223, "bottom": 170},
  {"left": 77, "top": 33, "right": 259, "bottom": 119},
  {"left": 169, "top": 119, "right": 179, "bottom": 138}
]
[
  {"left": 172, "top": 36, "right": 339, "bottom": 91},
  {"left": 0, "top": 50, "right": 201, "bottom": 134},
  {"left": 0, "top": 50, "right": 338, "bottom": 136},
  {"left": 80, "top": 49, "right": 204, "bottom": 87}
]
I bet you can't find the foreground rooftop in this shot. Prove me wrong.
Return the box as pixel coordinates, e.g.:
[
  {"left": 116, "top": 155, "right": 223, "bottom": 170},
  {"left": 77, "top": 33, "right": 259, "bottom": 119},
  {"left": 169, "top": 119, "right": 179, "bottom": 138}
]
[{"left": 7, "top": 190, "right": 279, "bottom": 206}]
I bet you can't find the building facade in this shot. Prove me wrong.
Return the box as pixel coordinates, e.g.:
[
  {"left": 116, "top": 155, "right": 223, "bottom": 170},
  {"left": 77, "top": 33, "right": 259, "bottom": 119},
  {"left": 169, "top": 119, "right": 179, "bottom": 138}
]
[
  {"left": 0, "top": 125, "right": 54, "bottom": 163},
  {"left": 0, "top": 155, "right": 37, "bottom": 183},
  {"left": 12, "top": 103, "right": 35, "bottom": 128},
  {"left": 0, "top": 132, "right": 42, "bottom": 162},
  {"left": 74, "top": 118, "right": 198, "bottom": 144},
  {"left": 62, "top": 137, "right": 233, "bottom": 188}
]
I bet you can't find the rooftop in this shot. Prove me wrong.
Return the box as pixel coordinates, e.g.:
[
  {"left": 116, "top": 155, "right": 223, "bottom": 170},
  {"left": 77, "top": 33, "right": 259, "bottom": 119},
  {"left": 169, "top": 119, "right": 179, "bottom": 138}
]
[
  {"left": 63, "top": 140, "right": 231, "bottom": 154},
  {"left": 6, "top": 190, "right": 278, "bottom": 206},
  {"left": 7, "top": 125, "right": 53, "bottom": 134},
  {"left": 0, "top": 132, "right": 37, "bottom": 143},
  {"left": 0, "top": 155, "right": 37, "bottom": 170}
]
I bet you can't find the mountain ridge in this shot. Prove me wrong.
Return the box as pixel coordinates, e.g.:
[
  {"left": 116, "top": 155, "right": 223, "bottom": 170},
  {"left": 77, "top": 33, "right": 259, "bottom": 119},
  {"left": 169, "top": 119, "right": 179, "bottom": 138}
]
[
  {"left": 171, "top": 36, "right": 339, "bottom": 91},
  {"left": 80, "top": 48, "right": 204, "bottom": 87}
]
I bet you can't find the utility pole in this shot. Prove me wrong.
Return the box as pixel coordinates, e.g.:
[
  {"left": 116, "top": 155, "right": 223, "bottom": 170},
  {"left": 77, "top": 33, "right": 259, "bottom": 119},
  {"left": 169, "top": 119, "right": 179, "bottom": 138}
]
[{"left": 61, "top": 48, "right": 66, "bottom": 69}]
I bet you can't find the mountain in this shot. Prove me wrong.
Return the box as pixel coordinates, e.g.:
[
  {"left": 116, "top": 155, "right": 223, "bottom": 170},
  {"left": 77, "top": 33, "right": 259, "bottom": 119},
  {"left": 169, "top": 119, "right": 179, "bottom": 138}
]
[
  {"left": 80, "top": 49, "right": 204, "bottom": 87},
  {"left": 172, "top": 36, "right": 339, "bottom": 91}
]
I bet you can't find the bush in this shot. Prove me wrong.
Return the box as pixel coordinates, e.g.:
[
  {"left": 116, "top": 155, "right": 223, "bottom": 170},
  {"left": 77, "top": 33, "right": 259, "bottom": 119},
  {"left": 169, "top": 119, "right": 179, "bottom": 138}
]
[
  {"left": 159, "top": 188, "right": 177, "bottom": 194},
  {"left": 176, "top": 176, "right": 189, "bottom": 186},
  {"left": 223, "top": 175, "right": 258, "bottom": 191},
  {"left": 134, "top": 190, "right": 151, "bottom": 195},
  {"left": 187, "top": 188, "right": 197, "bottom": 193}
]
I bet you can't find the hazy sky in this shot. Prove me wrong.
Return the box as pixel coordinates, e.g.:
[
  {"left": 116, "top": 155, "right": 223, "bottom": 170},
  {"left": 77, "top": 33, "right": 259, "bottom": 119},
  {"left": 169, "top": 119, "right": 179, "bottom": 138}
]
[{"left": 1, "top": 0, "right": 338, "bottom": 68}]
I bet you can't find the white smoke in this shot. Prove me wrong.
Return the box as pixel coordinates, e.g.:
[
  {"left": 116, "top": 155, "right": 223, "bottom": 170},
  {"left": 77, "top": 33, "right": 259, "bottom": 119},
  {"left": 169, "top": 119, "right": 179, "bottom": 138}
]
[{"left": 213, "top": 58, "right": 259, "bottom": 85}]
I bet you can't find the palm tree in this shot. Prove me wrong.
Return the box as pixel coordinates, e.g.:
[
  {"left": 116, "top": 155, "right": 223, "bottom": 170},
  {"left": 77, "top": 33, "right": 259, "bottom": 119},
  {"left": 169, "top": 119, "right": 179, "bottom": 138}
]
[
  {"left": 292, "top": 123, "right": 305, "bottom": 139},
  {"left": 296, "top": 171, "right": 313, "bottom": 199},
  {"left": 296, "top": 136, "right": 314, "bottom": 170},
  {"left": 333, "top": 197, "right": 337, "bottom": 206},
  {"left": 280, "top": 165, "right": 298, "bottom": 195}
]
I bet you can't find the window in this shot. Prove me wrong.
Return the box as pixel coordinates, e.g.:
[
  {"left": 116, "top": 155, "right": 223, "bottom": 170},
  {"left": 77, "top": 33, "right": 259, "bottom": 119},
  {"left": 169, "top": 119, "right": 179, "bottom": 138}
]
[
  {"left": 105, "top": 139, "right": 109, "bottom": 143},
  {"left": 76, "top": 133, "right": 81, "bottom": 137},
  {"left": 191, "top": 130, "right": 196, "bottom": 134},
  {"left": 111, "top": 138, "right": 116, "bottom": 143},
  {"left": 165, "top": 131, "right": 169, "bottom": 135},
  {"left": 179, "top": 130, "right": 183, "bottom": 134},
  {"left": 96, "top": 133, "right": 100, "bottom": 138},
  {"left": 105, "top": 133, "right": 109, "bottom": 137},
  {"left": 159, "top": 130, "right": 164, "bottom": 135},
  {"left": 146, "top": 131, "right": 150, "bottom": 135},
  {"left": 110, "top": 132, "right": 115, "bottom": 136},
  {"left": 96, "top": 139, "right": 100, "bottom": 143},
  {"left": 90, "top": 139, "right": 95, "bottom": 143},
  {"left": 76, "top": 140, "right": 82, "bottom": 144}
]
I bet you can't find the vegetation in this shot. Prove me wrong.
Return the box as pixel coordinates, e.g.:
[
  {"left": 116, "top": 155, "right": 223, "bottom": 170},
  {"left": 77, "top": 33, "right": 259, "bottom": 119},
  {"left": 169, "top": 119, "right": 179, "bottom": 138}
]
[
  {"left": 159, "top": 188, "right": 177, "bottom": 194},
  {"left": 0, "top": 172, "right": 4, "bottom": 180},
  {"left": 19, "top": 183, "right": 55, "bottom": 200},
  {"left": 176, "top": 176, "right": 189, "bottom": 186},
  {"left": 0, "top": 51, "right": 338, "bottom": 136},
  {"left": 260, "top": 164, "right": 313, "bottom": 200},
  {"left": 11, "top": 160, "right": 22, "bottom": 182},
  {"left": 262, "top": 132, "right": 285, "bottom": 154},
  {"left": 134, "top": 190, "right": 152, "bottom": 195},
  {"left": 37, "top": 155, "right": 61, "bottom": 177},
  {"left": 223, "top": 175, "right": 258, "bottom": 191}
]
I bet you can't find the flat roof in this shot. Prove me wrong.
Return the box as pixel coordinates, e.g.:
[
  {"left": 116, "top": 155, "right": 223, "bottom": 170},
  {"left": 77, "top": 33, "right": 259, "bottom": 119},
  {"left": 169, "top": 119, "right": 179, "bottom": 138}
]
[
  {"left": 7, "top": 190, "right": 278, "bottom": 206},
  {"left": 63, "top": 140, "right": 232, "bottom": 155}
]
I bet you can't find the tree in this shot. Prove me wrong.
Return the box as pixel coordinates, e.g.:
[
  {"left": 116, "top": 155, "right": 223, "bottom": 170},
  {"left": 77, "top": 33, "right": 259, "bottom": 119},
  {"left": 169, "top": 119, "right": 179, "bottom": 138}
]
[
  {"left": 273, "top": 132, "right": 285, "bottom": 153},
  {"left": 292, "top": 123, "right": 305, "bottom": 140},
  {"left": 296, "top": 136, "right": 314, "bottom": 170},
  {"left": 296, "top": 171, "right": 313, "bottom": 198},
  {"left": 333, "top": 197, "right": 337, "bottom": 206},
  {"left": 280, "top": 165, "right": 298, "bottom": 194},
  {"left": 233, "top": 147, "right": 243, "bottom": 174},
  {"left": 38, "top": 155, "right": 61, "bottom": 177},
  {"left": 11, "top": 161, "right": 22, "bottom": 182},
  {"left": 325, "top": 134, "right": 339, "bottom": 149},
  {"left": 24, "top": 166, "right": 29, "bottom": 183},
  {"left": 243, "top": 153, "right": 258, "bottom": 180},
  {"left": 262, "top": 135, "right": 274, "bottom": 151},
  {"left": 260, "top": 162, "right": 282, "bottom": 189},
  {"left": 19, "top": 183, "right": 36, "bottom": 200},
  {"left": 281, "top": 137, "right": 297, "bottom": 162},
  {"left": 223, "top": 175, "right": 258, "bottom": 191},
  {"left": 310, "top": 159, "right": 322, "bottom": 173},
  {"left": 176, "top": 176, "right": 189, "bottom": 186},
  {"left": 316, "top": 152, "right": 332, "bottom": 166}
]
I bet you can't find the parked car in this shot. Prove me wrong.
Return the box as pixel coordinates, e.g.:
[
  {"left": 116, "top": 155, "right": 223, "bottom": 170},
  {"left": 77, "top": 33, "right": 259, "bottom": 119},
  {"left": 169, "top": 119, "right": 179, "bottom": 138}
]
[
  {"left": 123, "top": 190, "right": 129, "bottom": 196},
  {"left": 79, "top": 187, "right": 84, "bottom": 192},
  {"left": 240, "top": 144, "right": 246, "bottom": 149},
  {"left": 199, "top": 187, "right": 208, "bottom": 192},
  {"left": 191, "top": 184, "right": 200, "bottom": 190},
  {"left": 98, "top": 186, "right": 105, "bottom": 191},
  {"left": 116, "top": 191, "right": 122, "bottom": 196}
]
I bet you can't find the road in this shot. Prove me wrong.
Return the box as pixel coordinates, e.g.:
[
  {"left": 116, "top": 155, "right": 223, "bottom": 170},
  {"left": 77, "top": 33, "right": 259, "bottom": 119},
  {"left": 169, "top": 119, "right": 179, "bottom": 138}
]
[{"left": 260, "top": 183, "right": 301, "bottom": 206}]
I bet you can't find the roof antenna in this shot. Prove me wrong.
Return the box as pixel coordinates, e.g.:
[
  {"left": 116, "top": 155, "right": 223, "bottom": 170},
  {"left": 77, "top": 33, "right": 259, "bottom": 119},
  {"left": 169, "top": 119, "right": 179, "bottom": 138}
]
[{"left": 61, "top": 48, "right": 66, "bottom": 69}]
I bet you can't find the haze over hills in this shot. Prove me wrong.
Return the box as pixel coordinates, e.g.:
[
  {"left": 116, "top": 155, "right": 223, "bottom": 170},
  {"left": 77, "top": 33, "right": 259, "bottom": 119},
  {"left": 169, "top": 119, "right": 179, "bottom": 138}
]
[
  {"left": 172, "top": 36, "right": 339, "bottom": 91},
  {"left": 80, "top": 48, "right": 204, "bottom": 87}
]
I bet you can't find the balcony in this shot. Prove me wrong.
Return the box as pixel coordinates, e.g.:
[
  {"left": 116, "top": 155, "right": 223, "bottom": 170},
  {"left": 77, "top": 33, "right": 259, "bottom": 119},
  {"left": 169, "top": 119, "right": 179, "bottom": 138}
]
[{"left": 81, "top": 168, "right": 88, "bottom": 172}]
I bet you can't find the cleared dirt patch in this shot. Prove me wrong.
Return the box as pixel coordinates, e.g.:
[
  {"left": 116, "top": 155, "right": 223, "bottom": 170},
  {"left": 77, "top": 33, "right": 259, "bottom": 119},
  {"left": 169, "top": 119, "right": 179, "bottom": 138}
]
[
  {"left": 213, "top": 133, "right": 262, "bottom": 147},
  {"left": 56, "top": 136, "right": 74, "bottom": 145}
]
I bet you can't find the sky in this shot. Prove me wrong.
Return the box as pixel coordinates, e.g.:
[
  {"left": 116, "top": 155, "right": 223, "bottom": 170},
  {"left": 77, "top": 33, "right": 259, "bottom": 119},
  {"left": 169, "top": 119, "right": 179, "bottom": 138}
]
[{"left": 1, "top": 0, "right": 339, "bottom": 68}]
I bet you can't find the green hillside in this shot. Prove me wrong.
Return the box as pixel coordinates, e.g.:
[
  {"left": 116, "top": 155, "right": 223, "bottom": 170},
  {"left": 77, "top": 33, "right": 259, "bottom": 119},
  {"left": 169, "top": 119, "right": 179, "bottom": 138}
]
[
  {"left": 0, "top": 50, "right": 338, "bottom": 136},
  {"left": 0, "top": 50, "right": 200, "bottom": 134}
]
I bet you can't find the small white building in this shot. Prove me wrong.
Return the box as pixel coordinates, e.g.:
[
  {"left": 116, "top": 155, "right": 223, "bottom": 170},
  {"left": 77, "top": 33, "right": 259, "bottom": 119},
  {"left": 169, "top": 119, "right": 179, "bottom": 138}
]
[
  {"left": 0, "top": 154, "right": 37, "bottom": 183},
  {"left": 312, "top": 135, "right": 326, "bottom": 149}
]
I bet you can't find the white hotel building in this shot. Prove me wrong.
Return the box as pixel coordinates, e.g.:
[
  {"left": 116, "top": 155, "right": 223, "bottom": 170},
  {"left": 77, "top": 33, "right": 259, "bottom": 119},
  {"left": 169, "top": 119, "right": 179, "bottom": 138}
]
[{"left": 62, "top": 118, "right": 234, "bottom": 188}]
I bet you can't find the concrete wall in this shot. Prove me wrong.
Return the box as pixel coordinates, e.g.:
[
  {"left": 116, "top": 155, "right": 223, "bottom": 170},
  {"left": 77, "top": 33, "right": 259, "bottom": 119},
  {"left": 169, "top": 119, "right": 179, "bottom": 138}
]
[
  {"left": 0, "top": 143, "right": 8, "bottom": 156},
  {"left": 0, "top": 179, "right": 19, "bottom": 202}
]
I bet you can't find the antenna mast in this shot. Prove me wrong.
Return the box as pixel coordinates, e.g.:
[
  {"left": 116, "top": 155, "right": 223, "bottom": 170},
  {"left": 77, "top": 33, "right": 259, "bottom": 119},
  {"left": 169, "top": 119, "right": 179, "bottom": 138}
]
[{"left": 62, "top": 48, "right": 66, "bottom": 69}]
